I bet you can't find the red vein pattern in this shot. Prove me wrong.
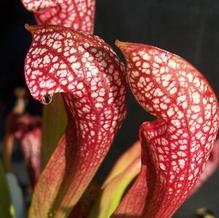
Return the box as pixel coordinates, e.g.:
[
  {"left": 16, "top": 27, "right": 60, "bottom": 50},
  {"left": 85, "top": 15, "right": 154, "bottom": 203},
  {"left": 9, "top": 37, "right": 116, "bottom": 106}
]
[
  {"left": 114, "top": 41, "right": 218, "bottom": 218},
  {"left": 21, "top": 0, "right": 95, "bottom": 33},
  {"left": 193, "top": 136, "right": 219, "bottom": 193},
  {"left": 25, "top": 25, "right": 126, "bottom": 217}
]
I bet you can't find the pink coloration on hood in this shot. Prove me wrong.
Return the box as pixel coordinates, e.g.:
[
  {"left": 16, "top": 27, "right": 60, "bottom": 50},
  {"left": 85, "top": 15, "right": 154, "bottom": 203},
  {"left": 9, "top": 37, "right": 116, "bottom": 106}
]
[
  {"left": 114, "top": 41, "right": 218, "bottom": 218},
  {"left": 25, "top": 25, "right": 126, "bottom": 217},
  {"left": 20, "top": 0, "right": 63, "bottom": 11},
  {"left": 20, "top": 0, "right": 95, "bottom": 33}
]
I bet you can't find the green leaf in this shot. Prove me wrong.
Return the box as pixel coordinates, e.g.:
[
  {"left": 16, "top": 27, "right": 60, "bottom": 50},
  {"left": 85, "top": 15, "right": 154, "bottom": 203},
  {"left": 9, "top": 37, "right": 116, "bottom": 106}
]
[
  {"left": 102, "top": 142, "right": 141, "bottom": 188},
  {"left": 42, "top": 94, "right": 67, "bottom": 167},
  {"left": 0, "top": 161, "right": 14, "bottom": 218},
  {"left": 88, "top": 142, "right": 141, "bottom": 218}
]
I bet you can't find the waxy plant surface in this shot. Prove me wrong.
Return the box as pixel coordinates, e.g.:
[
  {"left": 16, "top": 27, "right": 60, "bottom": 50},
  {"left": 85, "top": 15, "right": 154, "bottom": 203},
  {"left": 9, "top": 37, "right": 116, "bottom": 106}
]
[
  {"left": 21, "top": 0, "right": 95, "bottom": 32},
  {"left": 14, "top": 0, "right": 218, "bottom": 218},
  {"left": 114, "top": 41, "right": 218, "bottom": 218},
  {"left": 24, "top": 25, "right": 126, "bottom": 217}
]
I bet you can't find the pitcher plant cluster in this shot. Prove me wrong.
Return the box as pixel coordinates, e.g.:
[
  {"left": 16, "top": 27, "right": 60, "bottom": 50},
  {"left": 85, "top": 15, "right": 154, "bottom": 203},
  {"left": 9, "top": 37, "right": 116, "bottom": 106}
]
[{"left": 1, "top": 0, "right": 219, "bottom": 218}]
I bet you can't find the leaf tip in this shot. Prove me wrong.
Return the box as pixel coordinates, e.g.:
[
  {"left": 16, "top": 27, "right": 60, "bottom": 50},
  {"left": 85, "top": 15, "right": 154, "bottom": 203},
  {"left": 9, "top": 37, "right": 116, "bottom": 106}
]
[
  {"left": 25, "top": 24, "right": 45, "bottom": 35},
  {"left": 115, "top": 40, "right": 138, "bottom": 59},
  {"left": 25, "top": 24, "right": 34, "bottom": 34},
  {"left": 115, "top": 40, "right": 127, "bottom": 52}
]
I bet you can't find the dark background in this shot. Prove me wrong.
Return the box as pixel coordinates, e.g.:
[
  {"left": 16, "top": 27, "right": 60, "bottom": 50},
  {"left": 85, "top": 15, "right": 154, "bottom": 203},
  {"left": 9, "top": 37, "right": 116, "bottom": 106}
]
[{"left": 0, "top": 0, "right": 219, "bottom": 217}]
